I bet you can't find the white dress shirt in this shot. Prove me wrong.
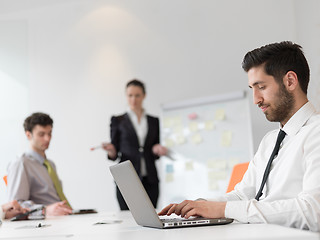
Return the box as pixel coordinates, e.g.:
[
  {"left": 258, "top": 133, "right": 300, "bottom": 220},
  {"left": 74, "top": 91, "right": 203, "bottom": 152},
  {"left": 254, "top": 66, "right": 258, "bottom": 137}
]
[
  {"left": 127, "top": 108, "right": 148, "bottom": 177},
  {"left": 7, "top": 149, "right": 62, "bottom": 208},
  {"left": 214, "top": 102, "right": 320, "bottom": 231}
]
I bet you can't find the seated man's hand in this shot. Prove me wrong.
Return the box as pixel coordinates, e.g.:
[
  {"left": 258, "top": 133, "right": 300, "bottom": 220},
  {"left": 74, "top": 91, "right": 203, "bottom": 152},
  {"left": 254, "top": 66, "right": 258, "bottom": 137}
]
[
  {"left": 158, "top": 200, "right": 226, "bottom": 219},
  {"left": 46, "top": 201, "right": 73, "bottom": 216},
  {"left": 3, "top": 200, "right": 28, "bottom": 219}
]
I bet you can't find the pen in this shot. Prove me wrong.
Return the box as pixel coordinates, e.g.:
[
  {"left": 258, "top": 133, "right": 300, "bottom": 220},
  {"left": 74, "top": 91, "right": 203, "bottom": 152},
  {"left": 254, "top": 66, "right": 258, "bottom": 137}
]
[{"left": 90, "top": 145, "right": 103, "bottom": 151}]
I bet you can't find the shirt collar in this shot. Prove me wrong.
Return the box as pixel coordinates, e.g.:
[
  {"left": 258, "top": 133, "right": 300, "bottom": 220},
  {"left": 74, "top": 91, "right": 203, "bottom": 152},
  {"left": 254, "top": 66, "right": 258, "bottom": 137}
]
[
  {"left": 127, "top": 108, "right": 146, "bottom": 120},
  {"left": 25, "top": 149, "right": 46, "bottom": 164},
  {"left": 281, "top": 101, "right": 316, "bottom": 136}
]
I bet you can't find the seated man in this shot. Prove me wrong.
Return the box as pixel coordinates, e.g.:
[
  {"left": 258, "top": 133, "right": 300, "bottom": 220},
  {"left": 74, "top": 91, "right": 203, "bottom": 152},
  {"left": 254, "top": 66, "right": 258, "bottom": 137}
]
[
  {"left": 159, "top": 41, "right": 320, "bottom": 231},
  {"left": 7, "top": 112, "right": 72, "bottom": 216},
  {"left": 0, "top": 200, "right": 27, "bottom": 221}
]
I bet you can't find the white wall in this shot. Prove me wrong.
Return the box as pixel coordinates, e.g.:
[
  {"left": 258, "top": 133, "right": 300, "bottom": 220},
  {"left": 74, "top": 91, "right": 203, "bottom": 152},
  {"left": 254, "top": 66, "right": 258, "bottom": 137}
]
[
  {"left": 0, "top": 19, "right": 29, "bottom": 204},
  {"left": 0, "top": 0, "right": 318, "bottom": 210},
  {"left": 293, "top": 0, "right": 320, "bottom": 110}
]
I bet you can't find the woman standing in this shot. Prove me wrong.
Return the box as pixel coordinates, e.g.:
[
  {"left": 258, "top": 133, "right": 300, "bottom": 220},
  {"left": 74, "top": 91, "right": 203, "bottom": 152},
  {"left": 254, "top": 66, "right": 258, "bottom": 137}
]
[{"left": 103, "top": 79, "right": 167, "bottom": 210}]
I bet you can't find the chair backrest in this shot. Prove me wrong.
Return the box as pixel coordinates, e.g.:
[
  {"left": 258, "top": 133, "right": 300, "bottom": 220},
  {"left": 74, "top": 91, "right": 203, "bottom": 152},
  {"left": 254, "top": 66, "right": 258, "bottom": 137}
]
[
  {"left": 3, "top": 175, "right": 7, "bottom": 186},
  {"left": 226, "top": 162, "right": 249, "bottom": 193}
]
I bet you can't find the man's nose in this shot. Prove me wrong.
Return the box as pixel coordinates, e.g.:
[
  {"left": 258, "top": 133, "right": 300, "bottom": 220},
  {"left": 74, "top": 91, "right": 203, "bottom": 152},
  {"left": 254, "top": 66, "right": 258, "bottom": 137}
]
[
  {"left": 253, "top": 89, "right": 262, "bottom": 105},
  {"left": 44, "top": 135, "right": 51, "bottom": 142}
]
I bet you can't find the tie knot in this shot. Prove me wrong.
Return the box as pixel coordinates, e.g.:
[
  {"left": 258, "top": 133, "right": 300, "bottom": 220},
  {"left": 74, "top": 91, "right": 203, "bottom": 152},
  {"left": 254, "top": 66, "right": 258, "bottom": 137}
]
[
  {"left": 278, "top": 130, "right": 286, "bottom": 143},
  {"left": 43, "top": 159, "right": 50, "bottom": 168}
]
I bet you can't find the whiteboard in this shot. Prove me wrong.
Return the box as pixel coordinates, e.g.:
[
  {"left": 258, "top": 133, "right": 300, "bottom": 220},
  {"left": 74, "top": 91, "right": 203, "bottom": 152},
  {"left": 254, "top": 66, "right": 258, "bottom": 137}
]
[{"left": 159, "top": 91, "right": 254, "bottom": 205}]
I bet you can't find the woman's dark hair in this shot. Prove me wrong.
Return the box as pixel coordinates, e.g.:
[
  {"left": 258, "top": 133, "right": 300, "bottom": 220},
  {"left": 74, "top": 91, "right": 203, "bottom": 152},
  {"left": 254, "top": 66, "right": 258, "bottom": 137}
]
[
  {"left": 126, "top": 79, "right": 146, "bottom": 94},
  {"left": 242, "top": 41, "right": 310, "bottom": 94},
  {"left": 24, "top": 112, "right": 53, "bottom": 132}
]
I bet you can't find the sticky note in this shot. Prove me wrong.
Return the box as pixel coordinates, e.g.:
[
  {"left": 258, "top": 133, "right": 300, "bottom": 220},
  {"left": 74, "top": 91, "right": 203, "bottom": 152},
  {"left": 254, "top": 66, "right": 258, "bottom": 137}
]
[
  {"left": 185, "top": 161, "right": 194, "bottom": 171},
  {"left": 205, "top": 120, "right": 215, "bottom": 130},
  {"left": 216, "top": 171, "right": 227, "bottom": 180},
  {"left": 188, "top": 113, "right": 198, "bottom": 120},
  {"left": 176, "top": 134, "right": 186, "bottom": 145},
  {"left": 208, "top": 171, "right": 216, "bottom": 179},
  {"left": 163, "top": 117, "right": 173, "bottom": 128},
  {"left": 164, "top": 138, "right": 175, "bottom": 147},
  {"left": 207, "top": 159, "right": 216, "bottom": 169},
  {"left": 215, "top": 109, "right": 225, "bottom": 121},
  {"left": 165, "top": 173, "right": 174, "bottom": 182},
  {"left": 208, "top": 181, "right": 219, "bottom": 191},
  {"left": 208, "top": 170, "right": 227, "bottom": 180},
  {"left": 172, "top": 116, "right": 182, "bottom": 126},
  {"left": 189, "top": 122, "right": 198, "bottom": 132},
  {"left": 173, "top": 125, "right": 183, "bottom": 134},
  {"left": 207, "top": 159, "right": 227, "bottom": 170},
  {"left": 191, "top": 133, "right": 202, "bottom": 144},
  {"left": 166, "top": 164, "right": 174, "bottom": 173},
  {"left": 221, "top": 130, "right": 232, "bottom": 147}
]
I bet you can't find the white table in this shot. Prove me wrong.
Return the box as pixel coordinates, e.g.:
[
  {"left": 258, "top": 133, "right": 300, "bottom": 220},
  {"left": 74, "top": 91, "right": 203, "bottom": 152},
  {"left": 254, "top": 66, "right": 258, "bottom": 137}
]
[{"left": 0, "top": 211, "right": 319, "bottom": 240}]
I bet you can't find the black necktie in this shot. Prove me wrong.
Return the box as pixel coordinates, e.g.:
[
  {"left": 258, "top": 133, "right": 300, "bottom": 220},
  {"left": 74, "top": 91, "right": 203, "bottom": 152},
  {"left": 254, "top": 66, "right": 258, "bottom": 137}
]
[{"left": 255, "top": 129, "right": 286, "bottom": 201}]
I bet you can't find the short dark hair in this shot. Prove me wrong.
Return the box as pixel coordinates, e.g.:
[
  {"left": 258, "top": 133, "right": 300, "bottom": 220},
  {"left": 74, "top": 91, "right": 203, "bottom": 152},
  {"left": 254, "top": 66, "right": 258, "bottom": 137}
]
[
  {"left": 242, "top": 41, "right": 310, "bottom": 94},
  {"left": 23, "top": 112, "right": 53, "bottom": 132},
  {"left": 126, "top": 79, "right": 146, "bottom": 94}
]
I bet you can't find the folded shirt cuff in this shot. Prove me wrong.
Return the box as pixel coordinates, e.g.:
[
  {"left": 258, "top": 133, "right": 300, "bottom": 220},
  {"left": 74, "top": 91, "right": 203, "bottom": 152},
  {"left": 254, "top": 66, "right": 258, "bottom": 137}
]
[{"left": 225, "top": 200, "right": 249, "bottom": 223}]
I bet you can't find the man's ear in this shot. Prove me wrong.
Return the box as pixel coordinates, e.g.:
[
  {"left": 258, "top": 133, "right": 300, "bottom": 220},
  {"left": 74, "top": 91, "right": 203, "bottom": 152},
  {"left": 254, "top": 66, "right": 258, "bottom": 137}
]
[
  {"left": 25, "top": 131, "right": 32, "bottom": 140},
  {"left": 283, "top": 71, "right": 298, "bottom": 91}
]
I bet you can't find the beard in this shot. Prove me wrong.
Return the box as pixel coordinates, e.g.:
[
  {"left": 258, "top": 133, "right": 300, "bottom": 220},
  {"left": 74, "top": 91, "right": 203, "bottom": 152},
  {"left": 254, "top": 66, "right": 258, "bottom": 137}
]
[{"left": 259, "top": 84, "right": 295, "bottom": 123}]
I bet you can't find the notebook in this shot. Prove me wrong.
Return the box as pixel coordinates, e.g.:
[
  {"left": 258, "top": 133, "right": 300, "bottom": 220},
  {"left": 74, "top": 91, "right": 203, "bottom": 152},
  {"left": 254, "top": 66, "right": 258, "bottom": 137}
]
[{"left": 109, "top": 160, "right": 233, "bottom": 229}]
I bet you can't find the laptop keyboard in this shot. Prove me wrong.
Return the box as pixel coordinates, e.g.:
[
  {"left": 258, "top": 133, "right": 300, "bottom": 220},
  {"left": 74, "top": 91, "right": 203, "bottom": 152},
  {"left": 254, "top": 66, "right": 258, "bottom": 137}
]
[
  {"left": 160, "top": 216, "right": 202, "bottom": 223},
  {"left": 161, "top": 218, "right": 182, "bottom": 223}
]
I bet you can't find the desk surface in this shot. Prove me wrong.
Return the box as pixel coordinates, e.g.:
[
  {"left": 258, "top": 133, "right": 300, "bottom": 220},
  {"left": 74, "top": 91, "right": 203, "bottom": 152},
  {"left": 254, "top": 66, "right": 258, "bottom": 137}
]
[{"left": 0, "top": 211, "right": 319, "bottom": 240}]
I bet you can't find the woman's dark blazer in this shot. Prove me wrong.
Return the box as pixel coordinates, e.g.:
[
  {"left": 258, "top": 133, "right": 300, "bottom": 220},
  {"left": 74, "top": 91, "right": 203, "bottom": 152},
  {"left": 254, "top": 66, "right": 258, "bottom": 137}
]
[{"left": 108, "top": 113, "right": 160, "bottom": 184}]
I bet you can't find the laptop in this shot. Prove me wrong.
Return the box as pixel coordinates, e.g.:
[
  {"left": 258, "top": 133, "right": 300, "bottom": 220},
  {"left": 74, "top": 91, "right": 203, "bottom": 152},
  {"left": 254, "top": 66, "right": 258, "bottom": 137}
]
[{"left": 109, "top": 160, "right": 233, "bottom": 229}]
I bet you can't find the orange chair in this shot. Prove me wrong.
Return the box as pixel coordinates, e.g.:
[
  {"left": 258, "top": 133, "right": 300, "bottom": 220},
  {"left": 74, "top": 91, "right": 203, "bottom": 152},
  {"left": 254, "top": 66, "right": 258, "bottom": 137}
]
[
  {"left": 226, "top": 162, "right": 249, "bottom": 193},
  {"left": 3, "top": 175, "right": 7, "bottom": 186}
]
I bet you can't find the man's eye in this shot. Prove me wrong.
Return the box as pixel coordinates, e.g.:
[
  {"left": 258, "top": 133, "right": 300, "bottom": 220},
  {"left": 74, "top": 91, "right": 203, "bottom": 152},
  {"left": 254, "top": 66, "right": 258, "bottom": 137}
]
[{"left": 258, "top": 86, "right": 265, "bottom": 90}]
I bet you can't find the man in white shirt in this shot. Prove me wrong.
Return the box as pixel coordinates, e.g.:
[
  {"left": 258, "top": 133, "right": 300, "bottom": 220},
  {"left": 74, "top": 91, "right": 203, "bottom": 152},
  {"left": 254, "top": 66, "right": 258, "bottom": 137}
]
[
  {"left": 7, "top": 112, "right": 73, "bottom": 216},
  {"left": 159, "top": 41, "right": 320, "bottom": 231}
]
